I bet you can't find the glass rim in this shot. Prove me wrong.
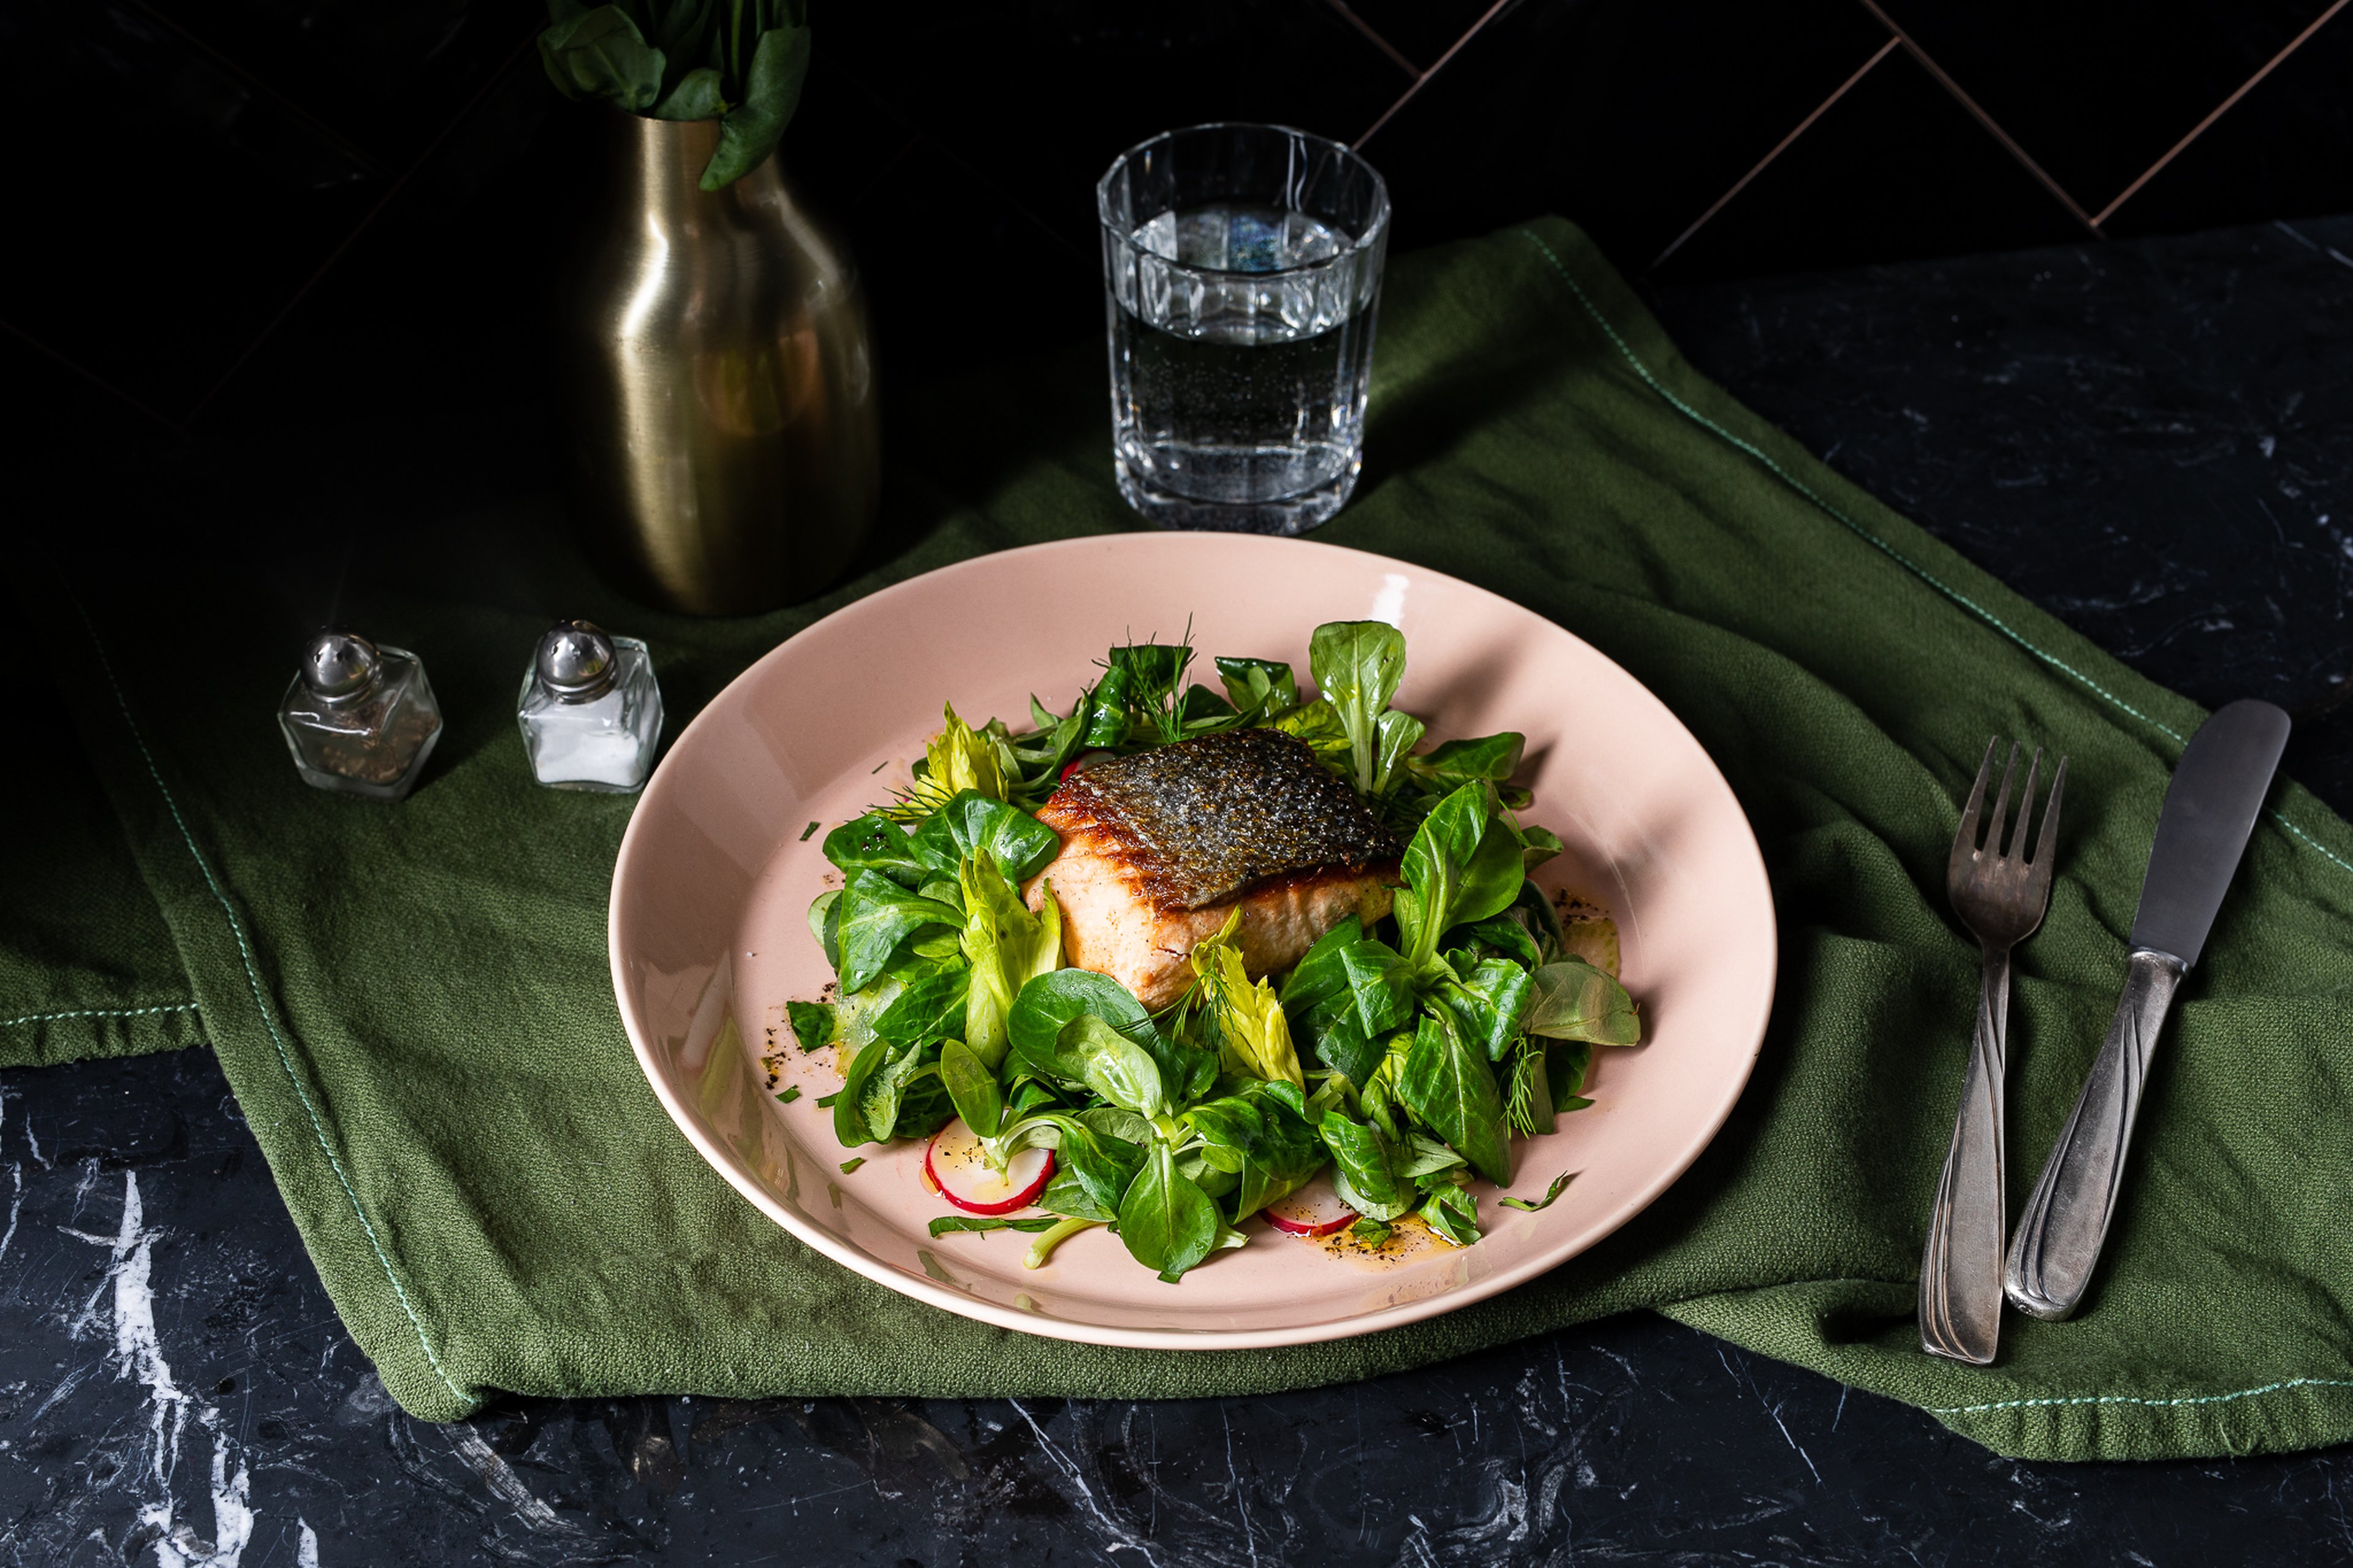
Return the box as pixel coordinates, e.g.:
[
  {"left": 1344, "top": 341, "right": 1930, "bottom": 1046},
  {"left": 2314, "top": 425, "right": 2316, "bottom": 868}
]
[{"left": 1096, "top": 121, "right": 1391, "bottom": 278}]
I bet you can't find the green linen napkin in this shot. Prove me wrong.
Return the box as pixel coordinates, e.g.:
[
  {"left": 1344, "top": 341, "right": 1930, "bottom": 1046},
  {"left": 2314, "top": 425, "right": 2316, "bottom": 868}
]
[{"left": 15, "top": 218, "right": 2353, "bottom": 1464}]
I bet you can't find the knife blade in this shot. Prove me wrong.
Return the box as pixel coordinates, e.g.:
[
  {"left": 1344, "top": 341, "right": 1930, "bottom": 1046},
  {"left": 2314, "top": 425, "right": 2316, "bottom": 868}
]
[
  {"left": 2004, "top": 699, "right": 2289, "bottom": 1322},
  {"left": 2129, "top": 701, "right": 2295, "bottom": 964}
]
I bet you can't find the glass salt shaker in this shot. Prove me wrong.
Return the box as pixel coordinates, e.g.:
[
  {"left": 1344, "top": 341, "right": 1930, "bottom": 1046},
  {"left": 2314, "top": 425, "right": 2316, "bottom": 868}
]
[
  {"left": 517, "top": 619, "right": 663, "bottom": 793},
  {"left": 278, "top": 630, "right": 444, "bottom": 801}
]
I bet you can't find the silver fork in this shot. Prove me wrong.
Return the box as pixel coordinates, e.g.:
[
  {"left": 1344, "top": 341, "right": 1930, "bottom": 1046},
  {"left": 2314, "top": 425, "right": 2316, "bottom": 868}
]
[{"left": 1920, "top": 740, "right": 2066, "bottom": 1365}]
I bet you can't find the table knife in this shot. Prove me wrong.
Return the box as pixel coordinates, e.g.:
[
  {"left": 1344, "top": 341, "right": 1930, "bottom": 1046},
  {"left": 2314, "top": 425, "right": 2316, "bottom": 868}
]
[{"left": 2003, "top": 699, "right": 2290, "bottom": 1321}]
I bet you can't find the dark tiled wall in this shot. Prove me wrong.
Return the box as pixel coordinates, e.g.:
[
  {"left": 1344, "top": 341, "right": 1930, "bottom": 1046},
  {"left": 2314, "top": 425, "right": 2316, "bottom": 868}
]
[{"left": 8, "top": 0, "right": 2351, "bottom": 442}]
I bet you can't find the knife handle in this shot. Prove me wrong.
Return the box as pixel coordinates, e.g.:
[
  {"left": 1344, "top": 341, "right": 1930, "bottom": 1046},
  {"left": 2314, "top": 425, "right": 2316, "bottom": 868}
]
[
  {"left": 1920, "top": 944, "right": 2010, "bottom": 1364},
  {"left": 2004, "top": 947, "right": 2184, "bottom": 1320}
]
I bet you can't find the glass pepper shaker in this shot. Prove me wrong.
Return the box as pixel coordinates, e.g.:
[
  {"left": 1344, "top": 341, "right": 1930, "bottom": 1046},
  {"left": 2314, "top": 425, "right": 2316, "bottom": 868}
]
[
  {"left": 278, "top": 630, "right": 444, "bottom": 801},
  {"left": 517, "top": 619, "right": 664, "bottom": 793}
]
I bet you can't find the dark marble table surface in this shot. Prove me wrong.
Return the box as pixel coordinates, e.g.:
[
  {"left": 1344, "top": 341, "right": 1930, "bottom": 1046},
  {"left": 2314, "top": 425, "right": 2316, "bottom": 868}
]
[{"left": 6, "top": 214, "right": 2351, "bottom": 1568}]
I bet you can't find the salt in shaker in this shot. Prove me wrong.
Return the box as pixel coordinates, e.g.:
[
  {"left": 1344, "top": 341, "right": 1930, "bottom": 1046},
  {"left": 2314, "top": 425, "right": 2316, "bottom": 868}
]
[
  {"left": 278, "top": 630, "right": 445, "bottom": 801},
  {"left": 517, "top": 619, "right": 664, "bottom": 792}
]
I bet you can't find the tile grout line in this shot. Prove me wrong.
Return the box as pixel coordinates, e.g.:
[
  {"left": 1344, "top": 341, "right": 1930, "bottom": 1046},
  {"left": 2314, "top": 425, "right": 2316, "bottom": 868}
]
[
  {"left": 183, "top": 25, "right": 543, "bottom": 426},
  {"left": 122, "top": 0, "right": 393, "bottom": 176},
  {"left": 0, "top": 318, "right": 187, "bottom": 436},
  {"left": 1322, "top": 0, "right": 1422, "bottom": 77},
  {"left": 1354, "top": 0, "right": 1520, "bottom": 150},
  {"left": 2093, "top": 0, "right": 2352, "bottom": 227},
  {"left": 1849, "top": 0, "right": 2102, "bottom": 235},
  {"left": 1653, "top": 36, "right": 1902, "bottom": 270},
  {"left": 818, "top": 55, "right": 1094, "bottom": 266}
]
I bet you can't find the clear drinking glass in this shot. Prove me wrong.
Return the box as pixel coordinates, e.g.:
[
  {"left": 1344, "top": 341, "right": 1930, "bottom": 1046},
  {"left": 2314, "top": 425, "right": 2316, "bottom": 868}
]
[{"left": 1099, "top": 123, "right": 1390, "bottom": 534}]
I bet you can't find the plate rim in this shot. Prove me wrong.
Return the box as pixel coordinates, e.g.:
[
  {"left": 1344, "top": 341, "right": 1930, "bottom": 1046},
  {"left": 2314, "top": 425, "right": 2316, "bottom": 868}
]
[{"left": 610, "top": 532, "right": 1777, "bottom": 1351}]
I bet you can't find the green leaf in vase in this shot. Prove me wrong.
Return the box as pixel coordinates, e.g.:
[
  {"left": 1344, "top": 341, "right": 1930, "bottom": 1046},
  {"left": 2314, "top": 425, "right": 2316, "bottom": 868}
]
[
  {"left": 702, "top": 20, "right": 811, "bottom": 189},
  {"left": 653, "top": 64, "right": 727, "bottom": 118},
  {"left": 539, "top": 3, "right": 666, "bottom": 112}
]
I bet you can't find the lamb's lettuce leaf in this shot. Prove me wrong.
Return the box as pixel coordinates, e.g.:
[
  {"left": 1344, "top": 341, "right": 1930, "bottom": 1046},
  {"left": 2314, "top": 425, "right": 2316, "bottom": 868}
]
[
  {"left": 1395, "top": 782, "right": 1526, "bottom": 969},
  {"left": 1117, "top": 1144, "right": 1220, "bottom": 1282},
  {"left": 911, "top": 790, "right": 1059, "bottom": 882},
  {"left": 959, "top": 855, "right": 1061, "bottom": 1069},
  {"left": 1525, "top": 959, "right": 1640, "bottom": 1047},
  {"left": 1308, "top": 621, "right": 1407, "bottom": 796},
  {"left": 1006, "top": 969, "right": 1155, "bottom": 1088},
  {"left": 835, "top": 871, "right": 963, "bottom": 994},
  {"left": 1396, "top": 1009, "right": 1511, "bottom": 1184}
]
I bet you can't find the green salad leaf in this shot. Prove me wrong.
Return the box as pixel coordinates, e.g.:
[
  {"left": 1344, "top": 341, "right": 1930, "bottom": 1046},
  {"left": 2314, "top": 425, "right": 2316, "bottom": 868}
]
[
  {"left": 868, "top": 964, "right": 968, "bottom": 1047},
  {"left": 835, "top": 870, "right": 962, "bottom": 994},
  {"left": 1499, "top": 1170, "right": 1575, "bottom": 1213},
  {"left": 1526, "top": 959, "right": 1640, "bottom": 1047},
  {"left": 1319, "top": 1112, "right": 1417, "bottom": 1222},
  {"left": 1418, "top": 1180, "right": 1481, "bottom": 1247},
  {"left": 1214, "top": 656, "right": 1299, "bottom": 720},
  {"left": 911, "top": 790, "right": 1060, "bottom": 883},
  {"left": 926, "top": 1214, "right": 1064, "bottom": 1237},
  {"left": 1064, "top": 1013, "right": 1171, "bottom": 1119},
  {"left": 822, "top": 814, "right": 928, "bottom": 886},
  {"left": 958, "top": 854, "right": 1061, "bottom": 1068},
  {"left": 1308, "top": 621, "right": 1407, "bottom": 796},
  {"left": 1395, "top": 782, "right": 1526, "bottom": 969},
  {"left": 1118, "top": 1144, "right": 1220, "bottom": 1281},
  {"left": 938, "top": 1039, "right": 1004, "bottom": 1137},
  {"left": 1006, "top": 969, "right": 1156, "bottom": 1088},
  {"left": 1396, "top": 1009, "right": 1511, "bottom": 1185},
  {"left": 1189, "top": 910, "right": 1306, "bottom": 1089}
]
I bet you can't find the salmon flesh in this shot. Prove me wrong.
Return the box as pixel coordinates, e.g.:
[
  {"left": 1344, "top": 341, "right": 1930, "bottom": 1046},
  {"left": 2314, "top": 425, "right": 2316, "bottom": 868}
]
[{"left": 1023, "top": 727, "right": 1401, "bottom": 1009}]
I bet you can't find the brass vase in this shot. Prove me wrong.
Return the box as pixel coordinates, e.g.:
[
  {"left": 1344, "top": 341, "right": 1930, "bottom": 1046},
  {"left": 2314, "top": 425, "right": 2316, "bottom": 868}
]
[{"left": 559, "top": 115, "right": 877, "bottom": 615}]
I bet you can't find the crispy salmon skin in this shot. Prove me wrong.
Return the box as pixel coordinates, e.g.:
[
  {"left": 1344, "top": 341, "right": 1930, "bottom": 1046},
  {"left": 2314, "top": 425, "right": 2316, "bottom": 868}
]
[{"left": 1024, "top": 728, "right": 1401, "bottom": 1008}]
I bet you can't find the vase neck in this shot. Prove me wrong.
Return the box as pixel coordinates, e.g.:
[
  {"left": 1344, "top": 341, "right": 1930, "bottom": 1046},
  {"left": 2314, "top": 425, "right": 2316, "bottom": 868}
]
[{"left": 613, "top": 115, "right": 784, "bottom": 211}]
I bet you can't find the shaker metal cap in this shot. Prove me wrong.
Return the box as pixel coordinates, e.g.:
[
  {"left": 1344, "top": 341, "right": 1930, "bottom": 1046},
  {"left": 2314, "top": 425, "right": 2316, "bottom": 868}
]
[
  {"left": 536, "top": 619, "right": 618, "bottom": 702},
  {"left": 301, "top": 629, "right": 381, "bottom": 704}
]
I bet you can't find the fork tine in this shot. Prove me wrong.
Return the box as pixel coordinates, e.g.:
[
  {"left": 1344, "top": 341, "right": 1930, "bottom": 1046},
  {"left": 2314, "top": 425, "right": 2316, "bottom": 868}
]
[
  {"left": 2009, "top": 748, "right": 2042, "bottom": 858},
  {"left": 1987, "top": 741, "right": 2021, "bottom": 859},
  {"left": 2027, "top": 755, "right": 2067, "bottom": 888},
  {"left": 1950, "top": 740, "right": 1998, "bottom": 887},
  {"left": 1955, "top": 738, "right": 1996, "bottom": 862}
]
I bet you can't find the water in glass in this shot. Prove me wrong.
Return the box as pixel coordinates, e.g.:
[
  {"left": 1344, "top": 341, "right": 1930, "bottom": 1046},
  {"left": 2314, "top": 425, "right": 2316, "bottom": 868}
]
[{"left": 1100, "top": 127, "right": 1389, "bottom": 534}]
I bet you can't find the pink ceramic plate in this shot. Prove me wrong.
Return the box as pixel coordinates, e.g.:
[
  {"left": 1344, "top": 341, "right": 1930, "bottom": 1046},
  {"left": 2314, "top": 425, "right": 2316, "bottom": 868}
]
[{"left": 610, "top": 534, "right": 1775, "bottom": 1349}]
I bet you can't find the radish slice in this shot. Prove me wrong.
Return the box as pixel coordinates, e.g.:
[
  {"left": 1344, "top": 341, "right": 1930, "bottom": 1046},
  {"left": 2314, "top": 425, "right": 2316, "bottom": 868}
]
[
  {"left": 1264, "top": 1174, "right": 1357, "bottom": 1237},
  {"left": 926, "top": 1118, "right": 1055, "bottom": 1215},
  {"left": 1059, "top": 751, "right": 1114, "bottom": 781}
]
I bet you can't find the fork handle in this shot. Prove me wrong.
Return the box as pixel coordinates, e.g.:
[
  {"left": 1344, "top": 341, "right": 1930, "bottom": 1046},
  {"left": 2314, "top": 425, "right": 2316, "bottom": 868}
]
[
  {"left": 2004, "top": 947, "right": 2184, "bottom": 1320},
  {"left": 1920, "top": 943, "right": 2012, "bottom": 1364}
]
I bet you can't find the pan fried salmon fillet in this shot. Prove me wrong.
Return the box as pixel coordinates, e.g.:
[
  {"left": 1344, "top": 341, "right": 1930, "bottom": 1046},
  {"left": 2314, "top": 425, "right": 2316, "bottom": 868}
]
[{"left": 1023, "top": 728, "right": 1401, "bottom": 1009}]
